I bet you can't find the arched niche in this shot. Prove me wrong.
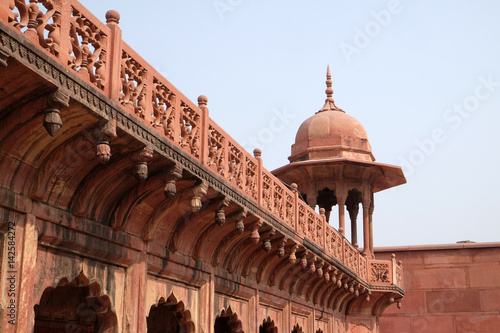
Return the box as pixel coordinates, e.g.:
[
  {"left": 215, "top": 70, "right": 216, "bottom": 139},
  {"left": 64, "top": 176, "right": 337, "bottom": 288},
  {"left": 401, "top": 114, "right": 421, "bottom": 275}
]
[
  {"left": 291, "top": 323, "right": 303, "bottom": 333},
  {"left": 214, "top": 306, "right": 244, "bottom": 333},
  {"left": 147, "top": 292, "right": 195, "bottom": 333},
  {"left": 316, "top": 187, "right": 337, "bottom": 222},
  {"left": 34, "top": 271, "right": 117, "bottom": 333},
  {"left": 260, "top": 316, "right": 278, "bottom": 333}
]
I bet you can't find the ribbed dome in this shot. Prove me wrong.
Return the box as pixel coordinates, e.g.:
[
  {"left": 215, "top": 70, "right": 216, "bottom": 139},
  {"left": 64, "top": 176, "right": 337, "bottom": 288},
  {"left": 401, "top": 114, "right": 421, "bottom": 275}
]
[{"left": 289, "top": 66, "right": 374, "bottom": 163}]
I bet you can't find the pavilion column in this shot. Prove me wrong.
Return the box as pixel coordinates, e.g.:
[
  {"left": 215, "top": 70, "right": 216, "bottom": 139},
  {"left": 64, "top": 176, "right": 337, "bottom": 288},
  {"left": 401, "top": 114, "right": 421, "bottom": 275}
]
[
  {"left": 349, "top": 205, "right": 359, "bottom": 248},
  {"left": 369, "top": 199, "right": 374, "bottom": 258},
  {"left": 337, "top": 195, "right": 346, "bottom": 236},
  {"left": 362, "top": 199, "right": 371, "bottom": 258},
  {"left": 306, "top": 188, "right": 317, "bottom": 210}
]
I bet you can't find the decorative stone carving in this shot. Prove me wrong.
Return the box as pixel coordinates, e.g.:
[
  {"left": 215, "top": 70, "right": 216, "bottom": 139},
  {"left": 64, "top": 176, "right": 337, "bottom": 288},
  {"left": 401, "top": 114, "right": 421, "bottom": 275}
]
[
  {"left": 146, "top": 293, "right": 195, "bottom": 333},
  {"left": 130, "top": 146, "right": 154, "bottom": 182},
  {"left": 215, "top": 197, "right": 230, "bottom": 226},
  {"left": 208, "top": 125, "right": 225, "bottom": 176},
  {"left": 370, "top": 262, "right": 390, "bottom": 283},
  {"left": 396, "top": 260, "right": 403, "bottom": 287},
  {"left": 288, "top": 244, "right": 298, "bottom": 264},
  {"left": 245, "top": 157, "right": 258, "bottom": 200},
  {"left": 262, "top": 173, "right": 272, "bottom": 211},
  {"left": 307, "top": 211, "right": 316, "bottom": 242},
  {"left": 8, "top": 0, "right": 61, "bottom": 56},
  {"left": 249, "top": 219, "right": 263, "bottom": 244},
  {"left": 277, "top": 238, "right": 286, "bottom": 258},
  {"left": 235, "top": 209, "right": 247, "bottom": 234},
  {"left": 120, "top": 50, "right": 147, "bottom": 115},
  {"left": 34, "top": 271, "right": 117, "bottom": 333},
  {"left": 298, "top": 203, "right": 306, "bottom": 235},
  {"left": 0, "top": 48, "right": 8, "bottom": 66},
  {"left": 179, "top": 101, "right": 200, "bottom": 158},
  {"left": 69, "top": 7, "right": 107, "bottom": 88},
  {"left": 92, "top": 119, "right": 117, "bottom": 164},
  {"left": 152, "top": 77, "right": 176, "bottom": 140},
  {"left": 326, "top": 226, "right": 343, "bottom": 261},
  {"left": 262, "top": 228, "right": 276, "bottom": 253},
  {"left": 228, "top": 142, "right": 244, "bottom": 188},
  {"left": 190, "top": 180, "right": 208, "bottom": 212},
  {"left": 359, "top": 255, "right": 367, "bottom": 280},
  {"left": 214, "top": 307, "right": 244, "bottom": 333},
  {"left": 43, "top": 89, "right": 70, "bottom": 136},
  {"left": 163, "top": 163, "right": 183, "bottom": 199},
  {"left": 316, "top": 260, "right": 324, "bottom": 277},
  {"left": 273, "top": 181, "right": 284, "bottom": 219},
  {"left": 344, "top": 240, "right": 358, "bottom": 273},
  {"left": 285, "top": 190, "right": 294, "bottom": 227}
]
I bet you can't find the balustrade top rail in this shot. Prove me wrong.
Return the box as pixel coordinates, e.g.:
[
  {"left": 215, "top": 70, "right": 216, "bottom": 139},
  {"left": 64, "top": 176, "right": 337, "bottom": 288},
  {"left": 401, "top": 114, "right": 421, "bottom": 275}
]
[{"left": 0, "top": 0, "right": 401, "bottom": 287}]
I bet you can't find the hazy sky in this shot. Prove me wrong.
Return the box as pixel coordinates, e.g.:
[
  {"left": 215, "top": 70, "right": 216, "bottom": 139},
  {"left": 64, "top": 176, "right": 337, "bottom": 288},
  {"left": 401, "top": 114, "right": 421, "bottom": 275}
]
[{"left": 84, "top": 0, "right": 500, "bottom": 247}]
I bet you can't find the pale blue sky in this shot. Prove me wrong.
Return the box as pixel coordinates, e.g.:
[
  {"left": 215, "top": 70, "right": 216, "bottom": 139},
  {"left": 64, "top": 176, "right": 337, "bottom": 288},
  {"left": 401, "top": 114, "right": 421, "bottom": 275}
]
[{"left": 84, "top": 0, "right": 500, "bottom": 247}]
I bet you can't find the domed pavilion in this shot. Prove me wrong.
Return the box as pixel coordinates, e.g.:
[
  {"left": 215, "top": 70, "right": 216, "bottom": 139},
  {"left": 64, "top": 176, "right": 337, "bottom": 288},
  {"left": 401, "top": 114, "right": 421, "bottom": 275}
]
[{"left": 272, "top": 66, "right": 406, "bottom": 258}]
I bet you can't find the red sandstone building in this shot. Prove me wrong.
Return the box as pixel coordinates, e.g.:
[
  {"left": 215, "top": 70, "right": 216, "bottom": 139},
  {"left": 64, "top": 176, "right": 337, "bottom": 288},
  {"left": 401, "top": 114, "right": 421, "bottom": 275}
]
[{"left": 0, "top": 1, "right": 498, "bottom": 332}]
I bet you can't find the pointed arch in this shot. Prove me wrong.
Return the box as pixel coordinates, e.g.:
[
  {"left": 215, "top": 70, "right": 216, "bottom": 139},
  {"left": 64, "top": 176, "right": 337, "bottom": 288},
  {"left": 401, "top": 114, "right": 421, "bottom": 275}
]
[
  {"left": 214, "top": 306, "right": 244, "bottom": 333},
  {"left": 146, "top": 292, "right": 195, "bottom": 333},
  {"left": 260, "top": 316, "right": 278, "bottom": 333},
  {"left": 34, "top": 271, "right": 117, "bottom": 333},
  {"left": 291, "top": 323, "right": 303, "bottom": 333}
]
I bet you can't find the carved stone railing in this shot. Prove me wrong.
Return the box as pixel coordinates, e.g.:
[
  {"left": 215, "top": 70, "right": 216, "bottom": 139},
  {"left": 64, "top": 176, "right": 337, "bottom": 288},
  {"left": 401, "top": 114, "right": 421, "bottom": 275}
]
[{"left": 0, "top": 0, "right": 402, "bottom": 288}]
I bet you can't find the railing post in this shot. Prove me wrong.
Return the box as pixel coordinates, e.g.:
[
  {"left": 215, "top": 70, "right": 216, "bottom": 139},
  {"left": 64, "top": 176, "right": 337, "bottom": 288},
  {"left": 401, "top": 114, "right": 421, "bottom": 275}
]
[
  {"left": 105, "top": 9, "right": 122, "bottom": 101},
  {"left": 391, "top": 253, "right": 397, "bottom": 285},
  {"left": 320, "top": 208, "right": 326, "bottom": 247},
  {"left": 291, "top": 183, "right": 299, "bottom": 232},
  {"left": 198, "top": 95, "right": 209, "bottom": 166},
  {"left": 253, "top": 148, "right": 262, "bottom": 205},
  {"left": 58, "top": 0, "right": 73, "bottom": 69}
]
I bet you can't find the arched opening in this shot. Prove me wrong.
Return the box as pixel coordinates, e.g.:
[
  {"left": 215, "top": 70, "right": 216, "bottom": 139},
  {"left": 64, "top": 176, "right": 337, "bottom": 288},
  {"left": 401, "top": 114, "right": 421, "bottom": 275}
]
[
  {"left": 316, "top": 187, "right": 337, "bottom": 223},
  {"left": 259, "top": 316, "right": 278, "bottom": 333},
  {"left": 147, "top": 292, "right": 195, "bottom": 333},
  {"left": 33, "top": 271, "right": 117, "bottom": 333},
  {"left": 291, "top": 323, "right": 303, "bottom": 333},
  {"left": 214, "top": 307, "right": 244, "bottom": 333}
]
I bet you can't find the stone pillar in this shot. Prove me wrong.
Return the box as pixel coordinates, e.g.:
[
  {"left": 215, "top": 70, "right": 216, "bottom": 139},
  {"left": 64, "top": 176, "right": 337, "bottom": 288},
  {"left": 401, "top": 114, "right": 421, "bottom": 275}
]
[
  {"left": 16, "top": 213, "right": 38, "bottom": 332},
  {"left": 338, "top": 197, "right": 346, "bottom": 235},
  {"left": 105, "top": 9, "right": 123, "bottom": 101},
  {"left": 362, "top": 200, "right": 371, "bottom": 258},
  {"left": 336, "top": 181, "right": 346, "bottom": 236},
  {"left": 369, "top": 199, "right": 374, "bottom": 257},
  {"left": 123, "top": 250, "right": 147, "bottom": 332},
  {"left": 199, "top": 273, "right": 215, "bottom": 333},
  {"left": 306, "top": 188, "right": 317, "bottom": 210},
  {"left": 347, "top": 203, "right": 359, "bottom": 248},
  {"left": 249, "top": 288, "right": 260, "bottom": 333}
]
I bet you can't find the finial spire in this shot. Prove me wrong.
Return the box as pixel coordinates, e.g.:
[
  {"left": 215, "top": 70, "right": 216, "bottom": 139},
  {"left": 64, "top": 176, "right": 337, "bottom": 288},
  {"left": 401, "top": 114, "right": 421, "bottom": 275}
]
[{"left": 318, "top": 65, "right": 342, "bottom": 113}]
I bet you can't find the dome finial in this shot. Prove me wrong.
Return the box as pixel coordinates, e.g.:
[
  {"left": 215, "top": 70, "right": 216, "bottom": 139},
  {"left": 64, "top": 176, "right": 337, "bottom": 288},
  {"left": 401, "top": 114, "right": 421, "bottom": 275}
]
[{"left": 319, "top": 65, "right": 342, "bottom": 113}]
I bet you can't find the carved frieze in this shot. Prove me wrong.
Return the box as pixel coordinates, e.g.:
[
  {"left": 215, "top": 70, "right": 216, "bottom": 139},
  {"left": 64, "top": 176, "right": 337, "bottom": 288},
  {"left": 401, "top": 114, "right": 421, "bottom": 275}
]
[
  {"left": 152, "top": 77, "right": 176, "bottom": 140},
  {"left": 370, "top": 262, "right": 390, "bottom": 283},
  {"left": 69, "top": 7, "right": 107, "bottom": 88}
]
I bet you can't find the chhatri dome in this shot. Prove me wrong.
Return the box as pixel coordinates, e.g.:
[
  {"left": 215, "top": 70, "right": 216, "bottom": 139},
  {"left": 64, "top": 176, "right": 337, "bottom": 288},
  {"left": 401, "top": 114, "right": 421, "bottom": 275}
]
[
  {"left": 290, "top": 65, "right": 374, "bottom": 163},
  {"left": 272, "top": 66, "right": 406, "bottom": 257}
]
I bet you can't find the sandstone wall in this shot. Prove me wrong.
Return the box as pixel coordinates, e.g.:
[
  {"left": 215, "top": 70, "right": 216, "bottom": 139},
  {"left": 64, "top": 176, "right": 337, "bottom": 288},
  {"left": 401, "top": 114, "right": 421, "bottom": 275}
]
[{"left": 376, "top": 243, "right": 500, "bottom": 333}]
